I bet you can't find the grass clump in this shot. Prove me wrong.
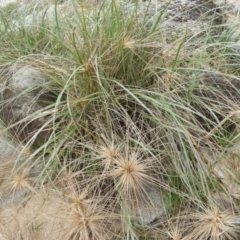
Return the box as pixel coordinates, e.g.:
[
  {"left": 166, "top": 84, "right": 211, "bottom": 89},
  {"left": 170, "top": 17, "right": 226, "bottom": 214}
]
[{"left": 1, "top": 0, "right": 240, "bottom": 239}]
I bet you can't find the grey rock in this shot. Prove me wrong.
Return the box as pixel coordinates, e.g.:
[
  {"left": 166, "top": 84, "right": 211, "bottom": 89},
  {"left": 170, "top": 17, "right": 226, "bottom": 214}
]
[
  {"left": 1, "top": 65, "right": 53, "bottom": 145},
  {"left": 133, "top": 184, "right": 167, "bottom": 224},
  {"left": 122, "top": 0, "right": 225, "bottom": 41}
]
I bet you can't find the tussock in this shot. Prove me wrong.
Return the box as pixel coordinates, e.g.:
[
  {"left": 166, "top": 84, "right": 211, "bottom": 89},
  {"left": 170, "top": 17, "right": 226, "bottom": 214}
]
[{"left": 0, "top": 0, "right": 240, "bottom": 239}]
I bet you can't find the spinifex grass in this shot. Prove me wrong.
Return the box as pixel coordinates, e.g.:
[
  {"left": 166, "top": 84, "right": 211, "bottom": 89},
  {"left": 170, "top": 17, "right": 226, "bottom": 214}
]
[{"left": 1, "top": 0, "right": 240, "bottom": 239}]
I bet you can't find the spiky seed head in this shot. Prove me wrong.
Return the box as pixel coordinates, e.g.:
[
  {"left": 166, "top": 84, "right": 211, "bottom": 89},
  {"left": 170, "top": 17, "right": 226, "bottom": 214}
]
[
  {"left": 167, "top": 228, "right": 182, "bottom": 240},
  {"left": 112, "top": 152, "right": 149, "bottom": 197},
  {"left": 123, "top": 36, "right": 135, "bottom": 49},
  {"left": 63, "top": 203, "right": 109, "bottom": 240},
  {"left": 70, "top": 210, "right": 100, "bottom": 240},
  {"left": 9, "top": 168, "right": 32, "bottom": 192},
  {"left": 99, "top": 144, "right": 118, "bottom": 160},
  {"left": 68, "top": 189, "right": 92, "bottom": 215},
  {"left": 187, "top": 208, "right": 240, "bottom": 240},
  {"left": 98, "top": 143, "right": 119, "bottom": 170}
]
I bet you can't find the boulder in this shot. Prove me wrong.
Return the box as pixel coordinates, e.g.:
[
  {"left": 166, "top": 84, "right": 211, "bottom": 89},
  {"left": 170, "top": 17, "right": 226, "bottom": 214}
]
[
  {"left": 1, "top": 65, "right": 53, "bottom": 145},
  {"left": 133, "top": 183, "right": 167, "bottom": 225}
]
